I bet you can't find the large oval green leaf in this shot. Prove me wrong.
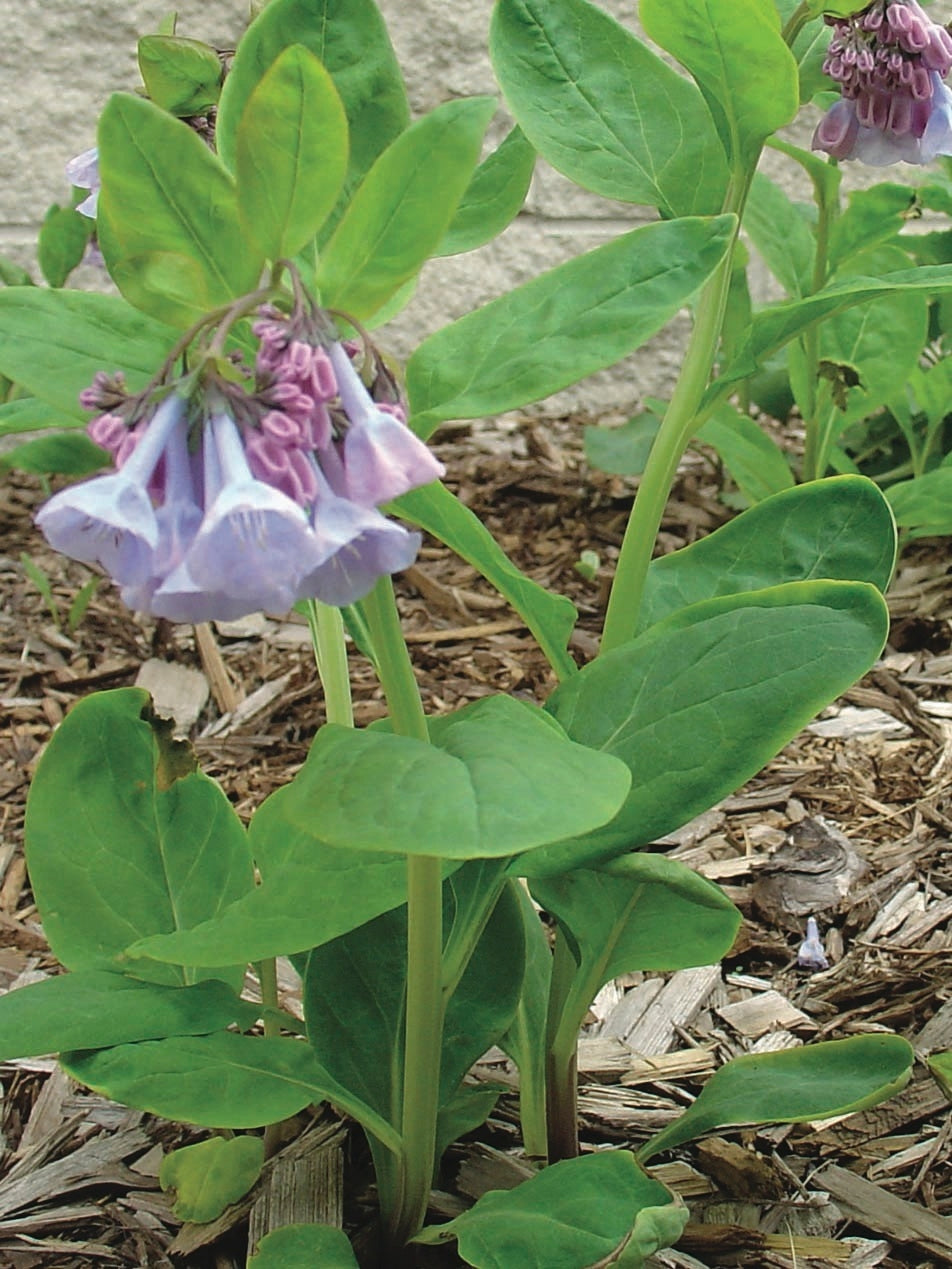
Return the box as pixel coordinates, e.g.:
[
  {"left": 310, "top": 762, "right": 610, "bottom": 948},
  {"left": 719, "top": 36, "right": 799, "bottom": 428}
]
[
  {"left": 0, "top": 289, "right": 175, "bottom": 417},
  {"left": 0, "top": 971, "right": 260, "bottom": 1061},
  {"left": 407, "top": 215, "right": 736, "bottom": 437},
  {"left": 62, "top": 1032, "right": 399, "bottom": 1149},
  {"left": 276, "top": 695, "right": 630, "bottom": 860},
  {"left": 25, "top": 688, "right": 254, "bottom": 988},
  {"left": 216, "top": 0, "right": 409, "bottom": 199},
  {"left": 414, "top": 1151, "right": 686, "bottom": 1267},
  {"left": 521, "top": 580, "right": 888, "bottom": 876},
  {"left": 437, "top": 126, "right": 536, "bottom": 257},
  {"left": 490, "top": 0, "right": 727, "bottom": 216},
  {"left": 235, "top": 44, "right": 349, "bottom": 260},
  {"left": 639, "top": 1034, "right": 914, "bottom": 1161},
  {"left": 641, "top": 0, "right": 798, "bottom": 170},
  {"left": 636, "top": 476, "right": 896, "bottom": 635},
  {"left": 531, "top": 853, "right": 741, "bottom": 988},
  {"left": 97, "top": 94, "right": 261, "bottom": 327},
  {"left": 315, "top": 96, "right": 496, "bottom": 320}
]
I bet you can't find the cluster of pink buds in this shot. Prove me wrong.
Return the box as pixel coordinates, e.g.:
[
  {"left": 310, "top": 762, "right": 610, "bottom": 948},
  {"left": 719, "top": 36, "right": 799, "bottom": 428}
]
[
  {"left": 814, "top": 0, "right": 952, "bottom": 163},
  {"left": 36, "top": 305, "right": 444, "bottom": 622}
]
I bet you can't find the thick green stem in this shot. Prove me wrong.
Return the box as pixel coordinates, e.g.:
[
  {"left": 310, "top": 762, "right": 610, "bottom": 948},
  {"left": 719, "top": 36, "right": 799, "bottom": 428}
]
[
  {"left": 601, "top": 243, "right": 737, "bottom": 652},
  {"left": 257, "top": 958, "right": 285, "bottom": 1158},
  {"left": 362, "top": 577, "right": 443, "bottom": 1249},
  {"left": 800, "top": 165, "right": 839, "bottom": 482},
  {"left": 544, "top": 928, "right": 582, "bottom": 1163},
  {"left": 781, "top": 1, "right": 811, "bottom": 46},
  {"left": 306, "top": 599, "right": 354, "bottom": 727},
  {"left": 600, "top": 170, "right": 755, "bottom": 654}
]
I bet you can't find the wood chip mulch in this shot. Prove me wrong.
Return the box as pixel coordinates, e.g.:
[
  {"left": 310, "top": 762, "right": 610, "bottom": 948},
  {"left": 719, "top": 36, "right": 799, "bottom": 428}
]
[{"left": 1, "top": 414, "right": 951, "bottom": 1268}]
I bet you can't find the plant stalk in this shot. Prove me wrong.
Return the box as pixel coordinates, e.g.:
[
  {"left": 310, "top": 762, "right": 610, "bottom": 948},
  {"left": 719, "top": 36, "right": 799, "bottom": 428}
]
[
  {"left": 306, "top": 599, "right": 354, "bottom": 727},
  {"left": 362, "top": 577, "right": 443, "bottom": 1250}
]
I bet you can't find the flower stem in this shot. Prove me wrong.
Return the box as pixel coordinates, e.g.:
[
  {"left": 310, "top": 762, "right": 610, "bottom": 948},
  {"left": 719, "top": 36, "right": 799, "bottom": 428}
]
[
  {"left": 306, "top": 599, "right": 354, "bottom": 727},
  {"left": 601, "top": 231, "right": 741, "bottom": 653},
  {"left": 362, "top": 577, "right": 443, "bottom": 1249}
]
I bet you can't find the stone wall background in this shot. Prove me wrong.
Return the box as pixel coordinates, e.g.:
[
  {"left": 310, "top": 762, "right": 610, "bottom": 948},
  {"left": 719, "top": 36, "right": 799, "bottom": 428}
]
[{"left": 1, "top": 1, "right": 948, "bottom": 419}]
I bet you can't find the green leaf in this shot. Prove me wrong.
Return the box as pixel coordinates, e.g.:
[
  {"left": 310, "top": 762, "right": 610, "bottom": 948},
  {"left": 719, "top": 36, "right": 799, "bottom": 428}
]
[
  {"left": 828, "top": 184, "right": 919, "bottom": 273},
  {"left": 532, "top": 853, "right": 741, "bottom": 989},
  {"left": 639, "top": 1034, "right": 914, "bottom": 1161},
  {"left": 697, "top": 401, "right": 795, "bottom": 504},
  {"left": 301, "top": 879, "right": 524, "bottom": 1141},
  {"left": 97, "top": 93, "right": 262, "bottom": 326},
  {"left": 217, "top": 0, "right": 409, "bottom": 201},
  {"left": 235, "top": 44, "right": 349, "bottom": 260},
  {"left": 249, "top": 1225, "right": 360, "bottom": 1268},
  {"left": 160, "top": 1136, "right": 264, "bottom": 1222},
  {"left": 393, "top": 481, "right": 577, "bottom": 681},
  {"left": 137, "top": 35, "right": 222, "bottom": 116},
  {"left": 928, "top": 1051, "right": 952, "bottom": 1100},
  {"left": 489, "top": 0, "right": 728, "bottom": 217},
  {"left": 820, "top": 247, "right": 928, "bottom": 430},
  {"left": 407, "top": 215, "right": 737, "bottom": 436},
  {"left": 0, "top": 432, "right": 108, "bottom": 478},
  {"left": 498, "top": 885, "right": 552, "bottom": 1161},
  {"left": 316, "top": 97, "right": 496, "bottom": 320},
  {"left": 38, "top": 204, "right": 91, "bottom": 288},
  {"left": 636, "top": 476, "right": 897, "bottom": 634},
  {"left": 0, "top": 289, "right": 175, "bottom": 417},
  {"left": 414, "top": 1151, "right": 687, "bottom": 1268},
  {"left": 584, "top": 409, "right": 662, "bottom": 477},
  {"left": 61, "top": 1032, "right": 400, "bottom": 1148},
  {"left": 0, "top": 971, "right": 261, "bottom": 1061},
  {"left": 886, "top": 467, "right": 952, "bottom": 537},
  {"left": 743, "top": 173, "right": 815, "bottom": 298},
  {"left": 130, "top": 791, "right": 414, "bottom": 968},
  {"left": 640, "top": 0, "right": 798, "bottom": 170},
  {"left": 438, "top": 126, "right": 536, "bottom": 257},
  {"left": 0, "top": 257, "right": 34, "bottom": 287},
  {"left": 522, "top": 581, "right": 889, "bottom": 875},
  {"left": 24, "top": 688, "right": 254, "bottom": 988},
  {"left": 0, "top": 399, "right": 85, "bottom": 437},
  {"left": 274, "top": 694, "right": 630, "bottom": 860},
  {"left": 714, "top": 262, "right": 952, "bottom": 398}
]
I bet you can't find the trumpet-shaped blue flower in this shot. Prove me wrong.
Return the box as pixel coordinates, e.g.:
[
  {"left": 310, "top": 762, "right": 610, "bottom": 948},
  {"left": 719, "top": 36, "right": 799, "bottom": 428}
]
[
  {"left": 65, "top": 146, "right": 100, "bottom": 218},
  {"left": 814, "top": 0, "right": 952, "bottom": 164},
  {"left": 36, "top": 394, "right": 185, "bottom": 586}
]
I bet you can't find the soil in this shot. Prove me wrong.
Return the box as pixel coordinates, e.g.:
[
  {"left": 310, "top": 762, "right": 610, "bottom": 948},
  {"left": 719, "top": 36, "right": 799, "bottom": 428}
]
[{"left": 1, "top": 413, "right": 951, "bottom": 1268}]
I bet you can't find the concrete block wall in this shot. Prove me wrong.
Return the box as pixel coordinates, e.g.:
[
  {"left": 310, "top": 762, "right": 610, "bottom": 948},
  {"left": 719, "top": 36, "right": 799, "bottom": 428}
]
[{"left": 1, "top": 1, "right": 946, "bottom": 419}]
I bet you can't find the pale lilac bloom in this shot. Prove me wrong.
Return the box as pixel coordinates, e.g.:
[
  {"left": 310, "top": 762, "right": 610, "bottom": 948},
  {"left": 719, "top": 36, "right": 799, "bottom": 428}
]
[
  {"left": 65, "top": 146, "right": 100, "bottom": 217},
  {"left": 295, "top": 461, "right": 422, "bottom": 607},
  {"left": 797, "top": 917, "right": 830, "bottom": 971},
  {"left": 124, "top": 409, "right": 203, "bottom": 615},
  {"left": 36, "top": 394, "right": 185, "bottom": 586},
  {"left": 181, "top": 411, "right": 326, "bottom": 613},
  {"left": 327, "top": 341, "right": 444, "bottom": 506},
  {"left": 814, "top": 0, "right": 952, "bottom": 164}
]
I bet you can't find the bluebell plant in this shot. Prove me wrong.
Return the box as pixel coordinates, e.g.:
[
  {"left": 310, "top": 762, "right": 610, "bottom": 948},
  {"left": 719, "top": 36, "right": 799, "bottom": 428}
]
[{"left": 0, "top": 0, "right": 944, "bottom": 1266}]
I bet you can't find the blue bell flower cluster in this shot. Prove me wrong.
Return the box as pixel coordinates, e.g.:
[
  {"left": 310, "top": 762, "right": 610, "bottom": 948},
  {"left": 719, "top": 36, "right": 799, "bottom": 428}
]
[
  {"left": 36, "top": 307, "right": 444, "bottom": 621},
  {"left": 813, "top": 0, "right": 952, "bottom": 164}
]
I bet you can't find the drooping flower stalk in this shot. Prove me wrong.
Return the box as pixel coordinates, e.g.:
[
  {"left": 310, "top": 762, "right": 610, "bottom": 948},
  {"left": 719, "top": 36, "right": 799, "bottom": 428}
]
[
  {"left": 813, "top": 0, "right": 952, "bottom": 164},
  {"left": 35, "top": 286, "right": 445, "bottom": 620}
]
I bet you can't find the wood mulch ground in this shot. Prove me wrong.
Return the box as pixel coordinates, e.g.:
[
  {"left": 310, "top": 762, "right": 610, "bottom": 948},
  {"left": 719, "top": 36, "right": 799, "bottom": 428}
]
[{"left": 1, "top": 414, "right": 951, "bottom": 1268}]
